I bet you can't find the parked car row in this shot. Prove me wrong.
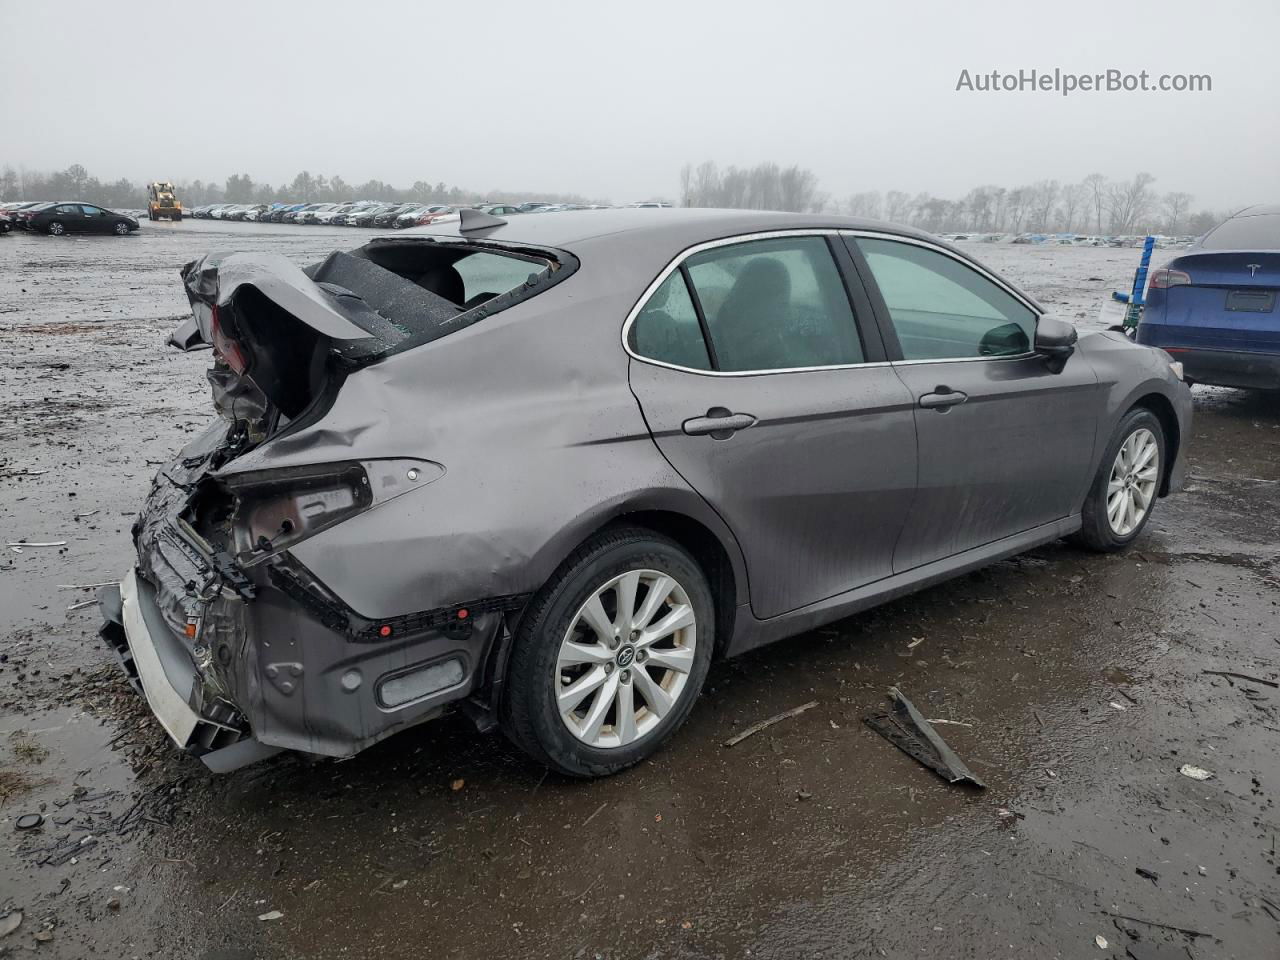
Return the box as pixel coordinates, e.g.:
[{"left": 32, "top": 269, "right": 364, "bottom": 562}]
[
  {"left": 0, "top": 200, "right": 140, "bottom": 236},
  {"left": 186, "top": 199, "right": 656, "bottom": 227},
  {"left": 943, "top": 232, "right": 1198, "bottom": 248}
]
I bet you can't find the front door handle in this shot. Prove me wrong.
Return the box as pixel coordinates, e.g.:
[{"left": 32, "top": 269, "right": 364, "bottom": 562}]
[
  {"left": 918, "top": 387, "right": 968, "bottom": 410},
  {"left": 682, "top": 407, "right": 757, "bottom": 439}
]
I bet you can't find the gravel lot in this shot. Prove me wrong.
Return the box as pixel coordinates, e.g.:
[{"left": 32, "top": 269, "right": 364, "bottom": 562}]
[{"left": 1, "top": 220, "right": 1277, "bottom": 959}]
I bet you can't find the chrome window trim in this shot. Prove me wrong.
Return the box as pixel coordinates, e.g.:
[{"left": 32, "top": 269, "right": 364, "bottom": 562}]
[
  {"left": 841, "top": 229, "right": 1043, "bottom": 365},
  {"left": 620, "top": 229, "right": 892, "bottom": 378}
]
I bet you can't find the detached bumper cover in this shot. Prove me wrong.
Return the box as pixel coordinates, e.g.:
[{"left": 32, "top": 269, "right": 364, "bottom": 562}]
[{"left": 99, "top": 572, "right": 282, "bottom": 772}]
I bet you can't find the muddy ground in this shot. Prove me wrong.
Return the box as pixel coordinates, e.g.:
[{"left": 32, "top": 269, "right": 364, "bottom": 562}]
[{"left": 0, "top": 221, "right": 1277, "bottom": 959}]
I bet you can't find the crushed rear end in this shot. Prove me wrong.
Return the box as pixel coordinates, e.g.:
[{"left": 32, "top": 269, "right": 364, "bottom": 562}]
[{"left": 100, "top": 234, "right": 571, "bottom": 771}]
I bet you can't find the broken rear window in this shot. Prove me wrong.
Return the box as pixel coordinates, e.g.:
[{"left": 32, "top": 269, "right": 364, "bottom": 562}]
[{"left": 305, "top": 238, "right": 575, "bottom": 365}]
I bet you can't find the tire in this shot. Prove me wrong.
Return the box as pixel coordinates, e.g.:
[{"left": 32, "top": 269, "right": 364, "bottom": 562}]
[
  {"left": 46, "top": 221, "right": 65, "bottom": 236},
  {"left": 502, "top": 527, "right": 715, "bottom": 778},
  {"left": 113, "top": 221, "right": 130, "bottom": 236},
  {"left": 1074, "top": 408, "right": 1165, "bottom": 552}
]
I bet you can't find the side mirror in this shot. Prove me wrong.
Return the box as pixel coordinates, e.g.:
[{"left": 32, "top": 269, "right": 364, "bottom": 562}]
[{"left": 1034, "top": 316, "right": 1077, "bottom": 372}]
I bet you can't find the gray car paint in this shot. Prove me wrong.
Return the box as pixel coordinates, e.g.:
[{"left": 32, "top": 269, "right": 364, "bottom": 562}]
[{"left": 107, "top": 208, "right": 1192, "bottom": 770}]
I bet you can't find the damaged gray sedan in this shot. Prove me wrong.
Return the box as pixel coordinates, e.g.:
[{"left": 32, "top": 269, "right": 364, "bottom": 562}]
[{"left": 99, "top": 208, "right": 1191, "bottom": 776}]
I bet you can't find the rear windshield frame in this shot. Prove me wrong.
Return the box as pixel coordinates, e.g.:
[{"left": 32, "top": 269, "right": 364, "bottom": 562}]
[{"left": 335, "top": 235, "right": 580, "bottom": 368}]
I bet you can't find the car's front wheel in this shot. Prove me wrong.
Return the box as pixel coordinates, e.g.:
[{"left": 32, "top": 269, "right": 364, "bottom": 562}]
[
  {"left": 503, "top": 527, "right": 714, "bottom": 777},
  {"left": 1075, "top": 408, "right": 1165, "bottom": 551},
  {"left": 113, "top": 221, "right": 131, "bottom": 236}
]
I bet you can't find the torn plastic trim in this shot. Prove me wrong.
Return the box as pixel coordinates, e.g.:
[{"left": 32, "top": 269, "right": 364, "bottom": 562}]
[
  {"left": 864, "top": 687, "right": 986, "bottom": 788},
  {"left": 265, "top": 553, "right": 530, "bottom": 644}
]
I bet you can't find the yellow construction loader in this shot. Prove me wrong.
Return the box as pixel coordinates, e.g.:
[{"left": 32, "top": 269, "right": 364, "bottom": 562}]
[{"left": 147, "top": 182, "right": 182, "bottom": 221}]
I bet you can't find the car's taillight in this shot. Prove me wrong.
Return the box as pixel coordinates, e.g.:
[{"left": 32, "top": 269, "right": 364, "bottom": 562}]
[
  {"left": 223, "top": 459, "right": 443, "bottom": 562},
  {"left": 1149, "top": 268, "right": 1191, "bottom": 289},
  {"left": 210, "top": 305, "right": 249, "bottom": 375}
]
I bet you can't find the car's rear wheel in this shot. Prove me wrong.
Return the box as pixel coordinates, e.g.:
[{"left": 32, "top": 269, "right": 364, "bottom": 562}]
[
  {"left": 502, "top": 527, "right": 714, "bottom": 778},
  {"left": 1075, "top": 408, "right": 1165, "bottom": 552},
  {"left": 46, "top": 221, "right": 65, "bottom": 236},
  {"left": 113, "top": 221, "right": 130, "bottom": 236}
]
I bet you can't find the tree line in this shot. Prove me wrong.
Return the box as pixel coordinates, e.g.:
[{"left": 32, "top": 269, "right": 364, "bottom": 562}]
[
  {"left": 842, "top": 174, "right": 1212, "bottom": 236},
  {"left": 0, "top": 164, "right": 591, "bottom": 209},
  {"left": 679, "top": 162, "right": 1226, "bottom": 236}
]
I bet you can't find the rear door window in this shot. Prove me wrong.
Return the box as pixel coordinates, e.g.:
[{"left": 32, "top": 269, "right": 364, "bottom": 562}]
[
  {"left": 627, "top": 271, "right": 712, "bottom": 371},
  {"left": 853, "top": 237, "right": 1035, "bottom": 360},
  {"left": 684, "top": 236, "right": 864, "bottom": 372}
]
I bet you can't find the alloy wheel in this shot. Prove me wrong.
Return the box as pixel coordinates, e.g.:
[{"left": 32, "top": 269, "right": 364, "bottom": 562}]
[
  {"left": 555, "top": 569, "right": 697, "bottom": 749},
  {"left": 1107, "top": 427, "right": 1159, "bottom": 536},
  {"left": 114, "top": 222, "right": 129, "bottom": 235},
  {"left": 48, "top": 221, "right": 64, "bottom": 236}
]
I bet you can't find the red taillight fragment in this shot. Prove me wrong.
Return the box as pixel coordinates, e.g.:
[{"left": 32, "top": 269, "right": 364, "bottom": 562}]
[
  {"left": 456, "top": 608, "right": 469, "bottom": 620},
  {"left": 1149, "top": 268, "right": 1191, "bottom": 290},
  {"left": 210, "top": 304, "right": 249, "bottom": 375},
  {"left": 378, "top": 624, "right": 393, "bottom": 637}
]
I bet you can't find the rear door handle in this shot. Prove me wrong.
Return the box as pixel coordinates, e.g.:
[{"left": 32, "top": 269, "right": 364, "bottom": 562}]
[
  {"left": 682, "top": 408, "right": 757, "bottom": 439},
  {"left": 918, "top": 388, "right": 968, "bottom": 410}
]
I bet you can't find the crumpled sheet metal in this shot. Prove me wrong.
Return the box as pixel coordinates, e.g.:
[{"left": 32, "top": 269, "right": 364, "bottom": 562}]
[
  {"left": 864, "top": 687, "right": 986, "bottom": 788},
  {"left": 180, "top": 251, "right": 381, "bottom": 342}
]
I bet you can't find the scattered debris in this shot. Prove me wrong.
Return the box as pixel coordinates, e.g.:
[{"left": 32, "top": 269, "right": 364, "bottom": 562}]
[
  {"left": 7, "top": 540, "right": 67, "bottom": 549},
  {"left": 1179, "top": 764, "right": 1214, "bottom": 781},
  {"left": 907, "top": 636, "right": 926, "bottom": 649},
  {"left": 1201, "top": 669, "right": 1278, "bottom": 689},
  {"left": 1135, "top": 866, "right": 1159, "bottom": 884},
  {"left": 257, "top": 910, "right": 284, "bottom": 922},
  {"left": 864, "top": 688, "right": 985, "bottom": 788},
  {"left": 925, "top": 718, "right": 974, "bottom": 728},
  {"left": 1100, "top": 910, "right": 1211, "bottom": 939},
  {"left": 1095, "top": 934, "right": 1109, "bottom": 949},
  {"left": 15, "top": 813, "right": 44, "bottom": 831},
  {"left": 34, "top": 929, "right": 53, "bottom": 942},
  {"left": 66, "top": 599, "right": 98, "bottom": 612},
  {"left": 450, "top": 778, "right": 465, "bottom": 791},
  {"left": 724, "top": 700, "right": 819, "bottom": 747},
  {"left": 0, "top": 911, "right": 21, "bottom": 937},
  {"left": 582, "top": 802, "right": 608, "bottom": 827}
]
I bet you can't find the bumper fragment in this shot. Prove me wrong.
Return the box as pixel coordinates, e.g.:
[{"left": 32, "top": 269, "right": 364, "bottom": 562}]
[{"left": 98, "top": 570, "right": 281, "bottom": 772}]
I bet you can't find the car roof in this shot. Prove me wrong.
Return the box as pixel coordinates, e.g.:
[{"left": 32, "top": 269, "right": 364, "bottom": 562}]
[
  {"left": 414, "top": 206, "right": 940, "bottom": 251},
  {"left": 406, "top": 207, "right": 1043, "bottom": 310},
  {"left": 1232, "top": 204, "right": 1280, "bottom": 217}
]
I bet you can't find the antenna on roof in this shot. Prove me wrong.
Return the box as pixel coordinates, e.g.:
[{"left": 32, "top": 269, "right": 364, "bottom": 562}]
[{"left": 458, "top": 208, "right": 508, "bottom": 232}]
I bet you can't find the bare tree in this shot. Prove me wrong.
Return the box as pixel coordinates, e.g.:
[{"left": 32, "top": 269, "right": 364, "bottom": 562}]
[
  {"left": 846, "top": 190, "right": 883, "bottom": 219},
  {"left": 1031, "top": 180, "right": 1060, "bottom": 231},
  {"left": 884, "top": 190, "right": 910, "bottom": 223},
  {"left": 1161, "top": 191, "right": 1193, "bottom": 234},
  {"left": 1059, "top": 182, "right": 1088, "bottom": 233},
  {"left": 1106, "top": 173, "right": 1157, "bottom": 233},
  {"left": 1083, "top": 173, "right": 1108, "bottom": 234}
]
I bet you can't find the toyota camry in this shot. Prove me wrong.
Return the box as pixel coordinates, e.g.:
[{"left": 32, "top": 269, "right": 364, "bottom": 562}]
[{"left": 99, "top": 208, "right": 1191, "bottom": 777}]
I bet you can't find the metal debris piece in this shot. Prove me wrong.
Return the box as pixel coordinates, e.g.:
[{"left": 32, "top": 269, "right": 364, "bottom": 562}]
[
  {"left": 1201, "top": 669, "right": 1278, "bottom": 689},
  {"left": 1179, "top": 764, "right": 1214, "bottom": 781},
  {"left": 0, "top": 911, "right": 21, "bottom": 937},
  {"left": 258, "top": 910, "right": 284, "bottom": 921},
  {"left": 15, "top": 814, "right": 44, "bottom": 831},
  {"left": 864, "top": 687, "right": 986, "bottom": 788},
  {"left": 724, "top": 700, "right": 819, "bottom": 747}
]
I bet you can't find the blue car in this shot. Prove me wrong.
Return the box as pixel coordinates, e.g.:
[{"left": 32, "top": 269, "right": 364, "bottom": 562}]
[{"left": 1138, "top": 205, "right": 1280, "bottom": 389}]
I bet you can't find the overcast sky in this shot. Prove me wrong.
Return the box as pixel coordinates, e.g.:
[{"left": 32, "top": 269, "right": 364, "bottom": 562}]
[{"left": 2, "top": 0, "right": 1276, "bottom": 209}]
